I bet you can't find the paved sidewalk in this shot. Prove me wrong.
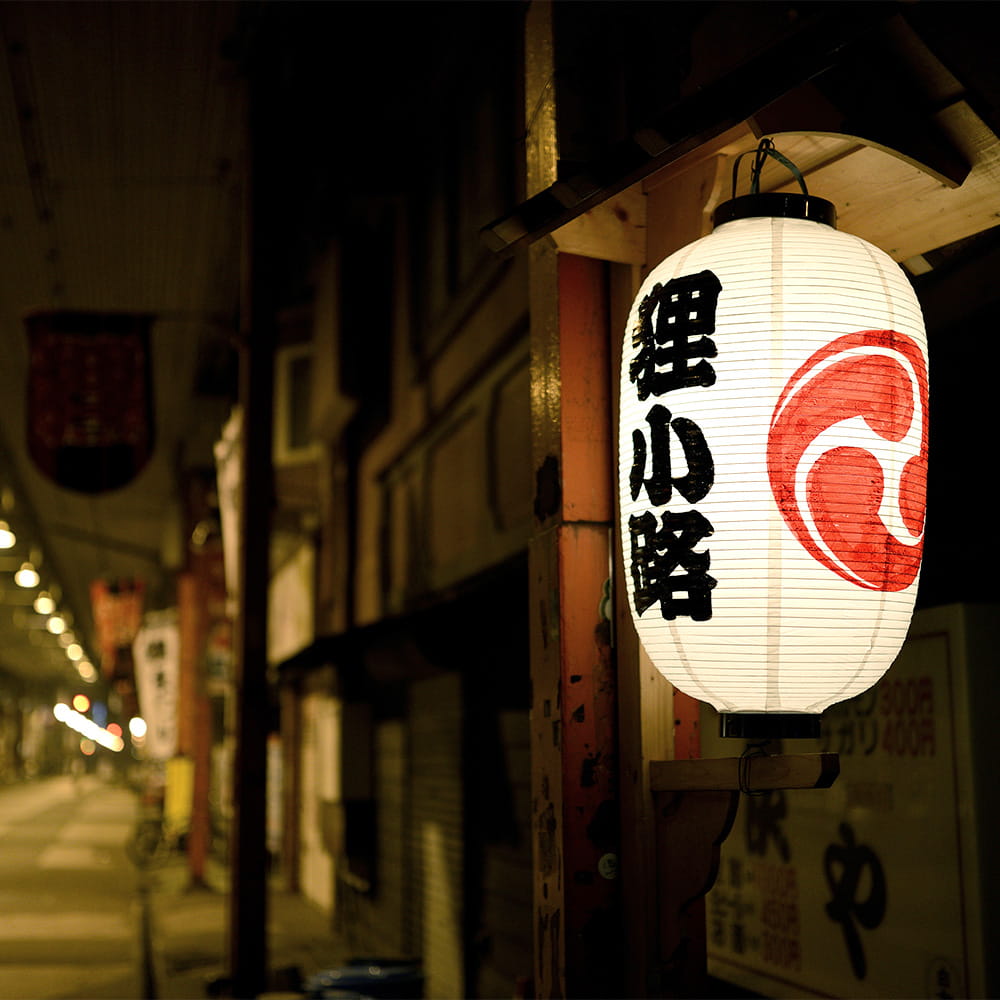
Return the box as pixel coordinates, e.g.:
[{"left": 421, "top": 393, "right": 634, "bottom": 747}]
[{"left": 141, "top": 854, "right": 346, "bottom": 999}]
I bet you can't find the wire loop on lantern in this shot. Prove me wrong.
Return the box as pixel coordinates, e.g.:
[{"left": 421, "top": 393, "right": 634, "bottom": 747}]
[
  {"left": 730, "top": 137, "right": 809, "bottom": 199},
  {"left": 714, "top": 136, "right": 835, "bottom": 228}
]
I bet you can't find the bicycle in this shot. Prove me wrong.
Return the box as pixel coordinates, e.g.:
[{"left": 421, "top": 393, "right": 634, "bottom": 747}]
[{"left": 126, "top": 800, "right": 187, "bottom": 868}]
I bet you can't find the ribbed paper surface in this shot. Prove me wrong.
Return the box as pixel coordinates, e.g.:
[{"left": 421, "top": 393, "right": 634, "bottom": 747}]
[{"left": 619, "top": 216, "right": 928, "bottom": 714}]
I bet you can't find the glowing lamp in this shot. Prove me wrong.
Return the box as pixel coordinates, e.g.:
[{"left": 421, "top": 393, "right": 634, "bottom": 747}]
[
  {"left": 14, "top": 561, "right": 39, "bottom": 588},
  {"left": 0, "top": 521, "right": 15, "bottom": 549},
  {"left": 618, "top": 146, "right": 928, "bottom": 739},
  {"left": 34, "top": 591, "right": 56, "bottom": 615}
]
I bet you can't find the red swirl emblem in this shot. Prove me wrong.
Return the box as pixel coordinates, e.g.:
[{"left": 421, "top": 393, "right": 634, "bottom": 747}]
[{"left": 768, "top": 331, "right": 928, "bottom": 592}]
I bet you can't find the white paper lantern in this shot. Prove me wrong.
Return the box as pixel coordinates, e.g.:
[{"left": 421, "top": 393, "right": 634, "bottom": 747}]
[{"left": 618, "top": 190, "right": 928, "bottom": 739}]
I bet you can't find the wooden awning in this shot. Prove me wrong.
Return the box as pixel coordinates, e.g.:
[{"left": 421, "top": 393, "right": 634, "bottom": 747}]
[{"left": 482, "top": 6, "right": 1000, "bottom": 269}]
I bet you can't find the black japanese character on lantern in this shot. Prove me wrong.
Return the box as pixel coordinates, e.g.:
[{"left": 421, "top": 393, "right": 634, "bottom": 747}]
[
  {"left": 630, "top": 403, "right": 714, "bottom": 506},
  {"left": 628, "top": 509, "right": 716, "bottom": 621},
  {"left": 630, "top": 270, "right": 722, "bottom": 401}
]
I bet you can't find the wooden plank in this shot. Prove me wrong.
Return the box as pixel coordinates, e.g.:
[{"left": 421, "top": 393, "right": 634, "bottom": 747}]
[
  {"left": 650, "top": 753, "right": 840, "bottom": 792},
  {"left": 551, "top": 187, "right": 646, "bottom": 265},
  {"left": 643, "top": 153, "right": 729, "bottom": 269},
  {"left": 766, "top": 102, "right": 1000, "bottom": 260},
  {"left": 549, "top": 124, "right": 759, "bottom": 269}
]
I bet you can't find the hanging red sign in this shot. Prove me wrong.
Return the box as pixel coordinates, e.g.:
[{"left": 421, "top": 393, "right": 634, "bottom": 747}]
[
  {"left": 91, "top": 577, "right": 146, "bottom": 678},
  {"left": 25, "top": 310, "right": 154, "bottom": 493}
]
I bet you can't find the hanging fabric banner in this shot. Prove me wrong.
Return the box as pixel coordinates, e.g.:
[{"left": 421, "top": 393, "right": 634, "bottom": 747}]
[
  {"left": 25, "top": 310, "right": 155, "bottom": 493},
  {"left": 132, "top": 610, "right": 180, "bottom": 761}
]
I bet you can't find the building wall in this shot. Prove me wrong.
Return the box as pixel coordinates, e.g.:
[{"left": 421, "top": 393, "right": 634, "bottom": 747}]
[
  {"left": 322, "top": 658, "right": 533, "bottom": 1000},
  {"left": 412, "top": 673, "right": 465, "bottom": 999},
  {"left": 263, "top": 5, "right": 535, "bottom": 994},
  {"left": 298, "top": 679, "right": 339, "bottom": 913},
  {"left": 472, "top": 708, "right": 533, "bottom": 999},
  {"left": 333, "top": 716, "right": 411, "bottom": 959}
]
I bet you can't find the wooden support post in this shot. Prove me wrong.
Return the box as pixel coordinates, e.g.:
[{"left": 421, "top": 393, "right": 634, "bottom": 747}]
[
  {"left": 229, "top": 68, "right": 274, "bottom": 1000},
  {"left": 614, "top": 150, "right": 736, "bottom": 998},
  {"left": 178, "top": 570, "right": 211, "bottom": 890},
  {"left": 651, "top": 754, "right": 839, "bottom": 997},
  {"left": 529, "top": 243, "right": 619, "bottom": 998}
]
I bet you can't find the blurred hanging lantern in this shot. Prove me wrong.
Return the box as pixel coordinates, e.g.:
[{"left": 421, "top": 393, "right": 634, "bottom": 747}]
[
  {"left": 618, "top": 140, "right": 929, "bottom": 739},
  {"left": 25, "top": 311, "right": 154, "bottom": 493}
]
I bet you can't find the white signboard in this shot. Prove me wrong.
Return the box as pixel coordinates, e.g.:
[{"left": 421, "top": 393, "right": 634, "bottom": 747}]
[
  {"left": 132, "top": 612, "right": 181, "bottom": 760},
  {"left": 704, "top": 603, "right": 993, "bottom": 999}
]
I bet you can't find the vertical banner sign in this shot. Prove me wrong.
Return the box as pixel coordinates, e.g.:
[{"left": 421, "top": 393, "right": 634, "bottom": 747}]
[
  {"left": 91, "top": 578, "right": 145, "bottom": 679},
  {"left": 133, "top": 612, "right": 180, "bottom": 760},
  {"left": 618, "top": 207, "right": 928, "bottom": 726},
  {"left": 25, "top": 310, "right": 154, "bottom": 493}
]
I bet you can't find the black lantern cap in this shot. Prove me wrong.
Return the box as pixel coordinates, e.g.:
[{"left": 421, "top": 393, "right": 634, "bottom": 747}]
[
  {"left": 713, "top": 192, "right": 837, "bottom": 229},
  {"left": 720, "top": 712, "right": 822, "bottom": 740}
]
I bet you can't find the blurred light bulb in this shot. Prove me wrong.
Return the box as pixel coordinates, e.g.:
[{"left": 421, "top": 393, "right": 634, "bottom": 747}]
[
  {"left": 46, "top": 614, "right": 66, "bottom": 635},
  {"left": 66, "top": 643, "right": 84, "bottom": 661},
  {"left": 34, "top": 592, "right": 56, "bottom": 615},
  {"left": 14, "top": 562, "right": 39, "bottom": 588},
  {"left": 0, "top": 521, "right": 15, "bottom": 549}
]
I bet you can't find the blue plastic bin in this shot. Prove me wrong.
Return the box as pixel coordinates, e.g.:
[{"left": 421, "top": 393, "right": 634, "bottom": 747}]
[{"left": 304, "top": 960, "right": 423, "bottom": 999}]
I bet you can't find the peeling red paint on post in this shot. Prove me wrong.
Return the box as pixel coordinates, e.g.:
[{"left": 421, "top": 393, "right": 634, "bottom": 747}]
[
  {"left": 530, "top": 246, "right": 621, "bottom": 997},
  {"left": 673, "top": 689, "right": 701, "bottom": 761},
  {"left": 560, "top": 524, "right": 620, "bottom": 998}
]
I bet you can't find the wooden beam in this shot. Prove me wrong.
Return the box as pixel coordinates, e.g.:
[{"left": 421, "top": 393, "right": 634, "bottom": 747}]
[
  {"left": 764, "top": 101, "right": 1000, "bottom": 261},
  {"left": 550, "top": 187, "right": 646, "bottom": 265},
  {"left": 650, "top": 753, "right": 840, "bottom": 793}
]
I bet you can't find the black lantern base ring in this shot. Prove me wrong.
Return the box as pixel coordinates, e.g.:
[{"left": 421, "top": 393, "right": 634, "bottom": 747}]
[{"left": 720, "top": 711, "right": 822, "bottom": 740}]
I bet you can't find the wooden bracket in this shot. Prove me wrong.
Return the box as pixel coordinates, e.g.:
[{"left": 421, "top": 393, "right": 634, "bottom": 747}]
[
  {"left": 652, "top": 752, "right": 840, "bottom": 794},
  {"left": 651, "top": 753, "right": 839, "bottom": 997}
]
